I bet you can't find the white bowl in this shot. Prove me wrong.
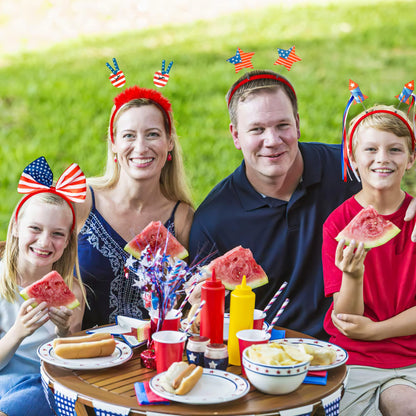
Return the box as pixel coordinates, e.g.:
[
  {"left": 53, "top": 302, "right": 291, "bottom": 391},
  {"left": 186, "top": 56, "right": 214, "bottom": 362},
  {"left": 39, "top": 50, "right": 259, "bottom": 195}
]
[{"left": 242, "top": 347, "right": 310, "bottom": 395}]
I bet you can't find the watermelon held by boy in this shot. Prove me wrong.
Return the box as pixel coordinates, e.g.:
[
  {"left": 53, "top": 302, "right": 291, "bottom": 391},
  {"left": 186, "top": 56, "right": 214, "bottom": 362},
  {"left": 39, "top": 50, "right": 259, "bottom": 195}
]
[
  {"left": 124, "top": 220, "right": 188, "bottom": 260},
  {"left": 20, "top": 271, "right": 80, "bottom": 309},
  {"left": 335, "top": 205, "right": 401, "bottom": 249},
  {"left": 204, "top": 246, "right": 268, "bottom": 290}
]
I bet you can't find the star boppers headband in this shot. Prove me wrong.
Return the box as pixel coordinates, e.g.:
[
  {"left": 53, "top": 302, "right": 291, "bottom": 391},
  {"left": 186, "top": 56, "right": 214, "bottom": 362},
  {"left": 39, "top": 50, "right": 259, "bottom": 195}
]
[
  {"left": 16, "top": 157, "right": 87, "bottom": 232},
  {"left": 227, "top": 73, "right": 297, "bottom": 108},
  {"left": 341, "top": 80, "right": 416, "bottom": 182},
  {"left": 109, "top": 85, "right": 173, "bottom": 143}
]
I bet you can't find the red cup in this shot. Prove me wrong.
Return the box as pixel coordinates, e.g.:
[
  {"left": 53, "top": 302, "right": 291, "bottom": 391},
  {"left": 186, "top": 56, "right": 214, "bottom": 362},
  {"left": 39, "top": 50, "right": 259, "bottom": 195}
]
[
  {"left": 151, "top": 330, "right": 187, "bottom": 373},
  {"left": 150, "top": 309, "right": 182, "bottom": 332},
  {"left": 237, "top": 329, "right": 271, "bottom": 376},
  {"left": 253, "top": 309, "right": 266, "bottom": 330}
]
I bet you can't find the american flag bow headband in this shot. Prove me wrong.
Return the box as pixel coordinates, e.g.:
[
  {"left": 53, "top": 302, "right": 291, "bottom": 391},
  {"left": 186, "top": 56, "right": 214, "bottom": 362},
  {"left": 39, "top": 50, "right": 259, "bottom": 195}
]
[{"left": 16, "top": 156, "right": 87, "bottom": 231}]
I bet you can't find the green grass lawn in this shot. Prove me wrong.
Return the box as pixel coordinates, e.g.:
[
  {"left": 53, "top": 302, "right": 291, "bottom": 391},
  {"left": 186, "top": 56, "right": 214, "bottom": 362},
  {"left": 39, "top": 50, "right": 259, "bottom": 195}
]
[{"left": 0, "top": 0, "right": 415, "bottom": 239}]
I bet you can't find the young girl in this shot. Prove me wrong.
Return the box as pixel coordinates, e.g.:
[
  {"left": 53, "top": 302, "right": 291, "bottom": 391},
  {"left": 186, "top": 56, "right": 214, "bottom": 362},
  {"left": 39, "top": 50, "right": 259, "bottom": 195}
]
[
  {"left": 0, "top": 157, "right": 86, "bottom": 416},
  {"left": 322, "top": 105, "right": 416, "bottom": 415}
]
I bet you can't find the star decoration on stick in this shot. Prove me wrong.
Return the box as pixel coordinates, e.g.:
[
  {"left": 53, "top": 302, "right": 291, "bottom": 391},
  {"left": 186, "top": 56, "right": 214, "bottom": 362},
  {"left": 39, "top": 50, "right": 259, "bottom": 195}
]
[
  {"left": 227, "top": 48, "right": 255, "bottom": 73},
  {"left": 274, "top": 46, "right": 301, "bottom": 71}
]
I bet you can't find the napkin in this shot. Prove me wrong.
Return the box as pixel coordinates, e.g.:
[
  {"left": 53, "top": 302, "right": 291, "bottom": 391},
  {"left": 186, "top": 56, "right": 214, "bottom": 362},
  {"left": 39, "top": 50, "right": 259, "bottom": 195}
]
[
  {"left": 269, "top": 329, "right": 285, "bottom": 340},
  {"left": 135, "top": 381, "right": 170, "bottom": 405},
  {"left": 303, "top": 370, "right": 328, "bottom": 385}
]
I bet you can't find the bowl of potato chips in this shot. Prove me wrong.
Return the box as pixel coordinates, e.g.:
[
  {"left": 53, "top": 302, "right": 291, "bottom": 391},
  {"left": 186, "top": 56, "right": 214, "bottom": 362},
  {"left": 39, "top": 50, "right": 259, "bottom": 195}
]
[{"left": 242, "top": 341, "right": 312, "bottom": 395}]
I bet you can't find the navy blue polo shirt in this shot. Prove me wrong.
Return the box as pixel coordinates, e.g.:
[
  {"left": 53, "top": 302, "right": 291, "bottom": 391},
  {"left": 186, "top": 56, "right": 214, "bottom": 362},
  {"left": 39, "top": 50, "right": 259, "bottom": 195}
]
[{"left": 189, "top": 142, "right": 360, "bottom": 340}]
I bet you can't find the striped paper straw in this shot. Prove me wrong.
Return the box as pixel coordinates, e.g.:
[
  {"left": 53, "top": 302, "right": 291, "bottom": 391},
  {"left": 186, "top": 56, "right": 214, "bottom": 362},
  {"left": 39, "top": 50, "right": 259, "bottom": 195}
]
[
  {"left": 267, "top": 298, "right": 290, "bottom": 333},
  {"left": 263, "top": 281, "right": 288, "bottom": 314},
  {"left": 184, "top": 300, "right": 206, "bottom": 333},
  {"left": 176, "top": 280, "right": 198, "bottom": 315}
]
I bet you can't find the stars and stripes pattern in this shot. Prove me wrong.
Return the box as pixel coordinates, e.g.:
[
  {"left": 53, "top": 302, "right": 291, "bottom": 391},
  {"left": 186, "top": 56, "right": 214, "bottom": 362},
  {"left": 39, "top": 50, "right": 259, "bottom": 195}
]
[
  {"left": 227, "top": 48, "right": 255, "bottom": 73},
  {"left": 109, "top": 70, "right": 126, "bottom": 88},
  {"left": 18, "top": 156, "right": 86, "bottom": 202},
  {"left": 349, "top": 79, "right": 368, "bottom": 104},
  {"left": 274, "top": 46, "right": 301, "bottom": 71},
  {"left": 396, "top": 80, "right": 414, "bottom": 104},
  {"left": 153, "top": 71, "right": 170, "bottom": 87}
]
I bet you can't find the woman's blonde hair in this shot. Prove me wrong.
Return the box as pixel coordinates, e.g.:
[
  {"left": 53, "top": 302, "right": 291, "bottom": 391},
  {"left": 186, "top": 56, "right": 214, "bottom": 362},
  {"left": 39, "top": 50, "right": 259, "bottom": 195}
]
[
  {"left": 88, "top": 99, "right": 193, "bottom": 207},
  {"left": 0, "top": 192, "right": 85, "bottom": 303}
]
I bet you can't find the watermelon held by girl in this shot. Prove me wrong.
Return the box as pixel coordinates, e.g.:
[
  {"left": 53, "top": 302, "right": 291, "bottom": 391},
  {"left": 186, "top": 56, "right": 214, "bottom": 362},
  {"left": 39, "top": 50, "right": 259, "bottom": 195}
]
[
  {"left": 204, "top": 246, "right": 268, "bottom": 290},
  {"left": 335, "top": 205, "right": 401, "bottom": 249},
  {"left": 124, "top": 220, "right": 188, "bottom": 260},
  {"left": 19, "top": 271, "right": 80, "bottom": 309}
]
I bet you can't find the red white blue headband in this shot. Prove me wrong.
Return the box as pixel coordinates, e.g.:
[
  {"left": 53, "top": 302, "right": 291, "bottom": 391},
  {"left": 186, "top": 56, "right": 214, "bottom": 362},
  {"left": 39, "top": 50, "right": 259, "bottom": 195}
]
[
  {"left": 109, "top": 85, "right": 173, "bottom": 143},
  {"left": 227, "top": 73, "right": 297, "bottom": 108},
  {"left": 341, "top": 80, "right": 416, "bottom": 182},
  {"left": 16, "top": 157, "right": 87, "bottom": 232}
]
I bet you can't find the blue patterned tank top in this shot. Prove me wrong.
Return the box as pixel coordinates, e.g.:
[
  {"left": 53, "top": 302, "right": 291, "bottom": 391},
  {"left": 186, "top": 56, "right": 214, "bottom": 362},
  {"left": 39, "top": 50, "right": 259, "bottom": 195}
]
[{"left": 78, "top": 187, "right": 180, "bottom": 329}]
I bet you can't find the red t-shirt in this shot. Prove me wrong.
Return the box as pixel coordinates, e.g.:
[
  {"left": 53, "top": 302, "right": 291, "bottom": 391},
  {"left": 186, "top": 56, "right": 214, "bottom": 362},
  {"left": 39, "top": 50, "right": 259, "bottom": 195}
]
[{"left": 323, "top": 193, "right": 416, "bottom": 368}]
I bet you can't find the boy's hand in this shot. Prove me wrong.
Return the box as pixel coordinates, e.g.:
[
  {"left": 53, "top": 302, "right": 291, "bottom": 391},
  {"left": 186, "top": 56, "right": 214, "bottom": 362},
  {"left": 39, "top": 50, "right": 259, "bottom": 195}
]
[
  {"left": 335, "top": 239, "right": 367, "bottom": 279},
  {"left": 332, "top": 311, "right": 380, "bottom": 340},
  {"left": 404, "top": 197, "right": 416, "bottom": 242}
]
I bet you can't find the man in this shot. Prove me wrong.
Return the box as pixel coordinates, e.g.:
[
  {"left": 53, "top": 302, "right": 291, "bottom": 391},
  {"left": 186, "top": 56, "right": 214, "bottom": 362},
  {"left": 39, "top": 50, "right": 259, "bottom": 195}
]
[{"left": 189, "top": 70, "right": 361, "bottom": 340}]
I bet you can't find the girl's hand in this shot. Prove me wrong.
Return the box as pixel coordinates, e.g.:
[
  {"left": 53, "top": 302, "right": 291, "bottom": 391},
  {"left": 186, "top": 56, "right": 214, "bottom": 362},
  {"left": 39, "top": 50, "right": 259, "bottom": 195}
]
[
  {"left": 49, "top": 306, "right": 72, "bottom": 337},
  {"left": 331, "top": 311, "right": 380, "bottom": 340},
  {"left": 335, "top": 239, "right": 367, "bottom": 279},
  {"left": 12, "top": 299, "right": 49, "bottom": 340}
]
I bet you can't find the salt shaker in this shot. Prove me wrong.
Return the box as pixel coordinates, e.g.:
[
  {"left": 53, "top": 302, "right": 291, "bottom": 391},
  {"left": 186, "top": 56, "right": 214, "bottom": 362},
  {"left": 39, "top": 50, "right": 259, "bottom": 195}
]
[
  {"left": 204, "top": 343, "right": 228, "bottom": 371},
  {"left": 186, "top": 335, "right": 210, "bottom": 367}
]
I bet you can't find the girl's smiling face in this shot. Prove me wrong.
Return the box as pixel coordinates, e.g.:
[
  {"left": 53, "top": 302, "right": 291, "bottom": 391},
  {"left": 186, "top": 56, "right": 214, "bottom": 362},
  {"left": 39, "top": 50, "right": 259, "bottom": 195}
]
[
  {"left": 15, "top": 199, "right": 72, "bottom": 273},
  {"left": 352, "top": 126, "right": 415, "bottom": 191}
]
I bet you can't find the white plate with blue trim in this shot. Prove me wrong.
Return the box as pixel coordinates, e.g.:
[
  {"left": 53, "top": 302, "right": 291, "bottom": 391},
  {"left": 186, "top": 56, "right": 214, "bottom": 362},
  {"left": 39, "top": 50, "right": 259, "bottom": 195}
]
[
  {"left": 149, "top": 368, "right": 250, "bottom": 404},
  {"left": 37, "top": 339, "right": 132, "bottom": 370}
]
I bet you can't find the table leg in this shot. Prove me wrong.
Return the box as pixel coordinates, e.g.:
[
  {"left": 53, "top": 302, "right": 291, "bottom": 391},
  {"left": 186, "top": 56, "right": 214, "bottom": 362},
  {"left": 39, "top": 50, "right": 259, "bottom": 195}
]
[{"left": 74, "top": 400, "right": 90, "bottom": 416}]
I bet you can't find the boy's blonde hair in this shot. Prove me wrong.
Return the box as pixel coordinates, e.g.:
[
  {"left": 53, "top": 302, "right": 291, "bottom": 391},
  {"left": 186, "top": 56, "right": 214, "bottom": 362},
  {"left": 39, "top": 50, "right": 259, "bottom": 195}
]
[
  {"left": 349, "top": 105, "right": 415, "bottom": 157},
  {"left": 0, "top": 192, "right": 84, "bottom": 303},
  {"left": 226, "top": 69, "right": 298, "bottom": 128},
  {"left": 88, "top": 99, "right": 193, "bottom": 207}
]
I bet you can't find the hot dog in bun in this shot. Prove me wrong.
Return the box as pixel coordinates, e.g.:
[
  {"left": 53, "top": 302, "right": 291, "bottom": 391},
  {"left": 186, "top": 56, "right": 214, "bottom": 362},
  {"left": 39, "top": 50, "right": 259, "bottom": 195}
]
[
  {"left": 159, "top": 361, "right": 203, "bottom": 395},
  {"left": 53, "top": 333, "right": 116, "bottom": 359}
]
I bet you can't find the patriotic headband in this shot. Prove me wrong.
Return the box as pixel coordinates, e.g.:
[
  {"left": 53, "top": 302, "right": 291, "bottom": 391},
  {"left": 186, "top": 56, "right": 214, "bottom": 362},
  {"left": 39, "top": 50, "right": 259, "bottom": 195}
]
[
  {"left": 341, "top": 80, "right": 416, "bottom": 182},
  {"left": 16, "top": 157, "right": 87, "bottom": 232},
  {"left": 227, "top": 73, "right": 297, "bottom": 108},
  {"left": 109, "top": 85, "right": 172, "bottom": 143}
]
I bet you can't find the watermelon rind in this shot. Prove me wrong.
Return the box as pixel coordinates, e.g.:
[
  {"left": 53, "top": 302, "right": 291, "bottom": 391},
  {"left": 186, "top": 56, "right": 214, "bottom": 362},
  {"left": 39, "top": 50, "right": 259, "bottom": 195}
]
[
  {"left": 335, "top": 205, "right": 401, "bottom": 249},
  {"left": 204, "top": 245, "right": 269, "bottom": 290},
  {"left": 19, "top": 271, "right": 80, "bottom": 310},
  {"left": 125, "top": 220, "right": 188, "bottom": 260}
]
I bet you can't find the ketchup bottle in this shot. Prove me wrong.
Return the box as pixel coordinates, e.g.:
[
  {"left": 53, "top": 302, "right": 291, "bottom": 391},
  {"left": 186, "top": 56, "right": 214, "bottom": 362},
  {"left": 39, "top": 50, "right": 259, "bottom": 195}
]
[
  {"left": 227, "top": 275, "right": 255, "bottom": 365},
  {"left": 200, "top": 269, "right": 225, "bottom": 344}
]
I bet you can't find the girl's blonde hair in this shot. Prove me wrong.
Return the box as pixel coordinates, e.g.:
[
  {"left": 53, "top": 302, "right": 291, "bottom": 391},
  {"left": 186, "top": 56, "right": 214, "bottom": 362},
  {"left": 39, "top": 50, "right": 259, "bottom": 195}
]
[
  {"left": 349, "top": 104, "right": 415, "bottom": 157},
  {"left": 88, "top": 99, "right": 193, "bottom": 207},
  {"left": 0, "top": 192, "right": 85, "bottom": 303}
]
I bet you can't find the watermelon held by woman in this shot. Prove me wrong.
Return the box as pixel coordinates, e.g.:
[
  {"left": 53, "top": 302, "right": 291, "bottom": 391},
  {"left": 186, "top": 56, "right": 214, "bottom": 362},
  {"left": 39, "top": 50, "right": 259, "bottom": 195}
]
[
  {"left": 124, "top": 220, "right": 188, "bottom": 260},
  {"left": 335, "top": 205, "right": 401, "bottom": 249},
  {"left": 204, "top": 246, "right": 268, "bottom": 290},
  {"left": 20, "top": 271, "right": 80, "bottom": 309}
]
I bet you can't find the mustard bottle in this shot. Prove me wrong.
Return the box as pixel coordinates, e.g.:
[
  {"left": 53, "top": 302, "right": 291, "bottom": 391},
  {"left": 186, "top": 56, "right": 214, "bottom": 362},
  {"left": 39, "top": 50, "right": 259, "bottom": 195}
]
[{"left": 227, "top": 275, "right": 255, "bottom": 365}]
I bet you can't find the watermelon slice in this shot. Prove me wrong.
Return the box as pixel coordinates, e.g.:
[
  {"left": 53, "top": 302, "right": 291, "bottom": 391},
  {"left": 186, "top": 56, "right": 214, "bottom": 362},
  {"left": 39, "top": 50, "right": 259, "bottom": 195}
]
[
  {"left": 124, "top": 220, "right": 188, "bottom": 260},
  {"left": 20, "top": 271, "right": 80, "bottom": 309},
  {"left": 204, "top": 246, "right": 269, "bottom": 290},
  {"left": 335, "top": 205, "right": 401, "bottom": 249}
]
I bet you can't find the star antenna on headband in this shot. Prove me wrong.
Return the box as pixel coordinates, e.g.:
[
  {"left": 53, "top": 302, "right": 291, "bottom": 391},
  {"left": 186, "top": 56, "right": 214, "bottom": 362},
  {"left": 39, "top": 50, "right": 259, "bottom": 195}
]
[
  {"left": 273, "top": 46, "right": 301, "bottom": 71},
  {"left": 227, "top": 48, "right": 255, "bottom": 73},
  {"left": 349, "top": 79, "right": 368, "bottom": 105},
  {"left": 106, "top": 57, "right": 126, "bottom": 88},
  {"left": 153, "top": 59, "right": 173, "bottom": 88},
  {"left": 396, "top": 80, "right": 414, "bottom": 105}
]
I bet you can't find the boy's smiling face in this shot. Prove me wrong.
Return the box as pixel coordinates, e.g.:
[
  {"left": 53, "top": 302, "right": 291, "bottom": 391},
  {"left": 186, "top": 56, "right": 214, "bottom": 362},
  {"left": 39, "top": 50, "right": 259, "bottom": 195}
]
[{"left": 352, "top": 126, "right": 415, "bottom": 191}]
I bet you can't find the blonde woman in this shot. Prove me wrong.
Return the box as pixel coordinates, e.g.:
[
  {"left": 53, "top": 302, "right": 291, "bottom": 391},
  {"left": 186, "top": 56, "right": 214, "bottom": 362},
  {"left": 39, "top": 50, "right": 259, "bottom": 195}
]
[{"left": 77, "top": 86, "right": 194, "bottom": 329}]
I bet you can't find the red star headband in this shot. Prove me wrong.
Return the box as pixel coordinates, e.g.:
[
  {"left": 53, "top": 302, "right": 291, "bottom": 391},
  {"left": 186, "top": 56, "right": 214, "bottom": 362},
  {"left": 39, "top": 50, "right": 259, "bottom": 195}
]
[
  {"left": 109, "top": 85, "right": 173, "bottom": 143},
  {"left": 342, "top": 80, "right": 416, "bottom": 182},
  {"left": 227, "top": 73, "right": 297, "bottom": 108},
  {"left": 15, "top": 157, "right": 87, "bottom": 232}
]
